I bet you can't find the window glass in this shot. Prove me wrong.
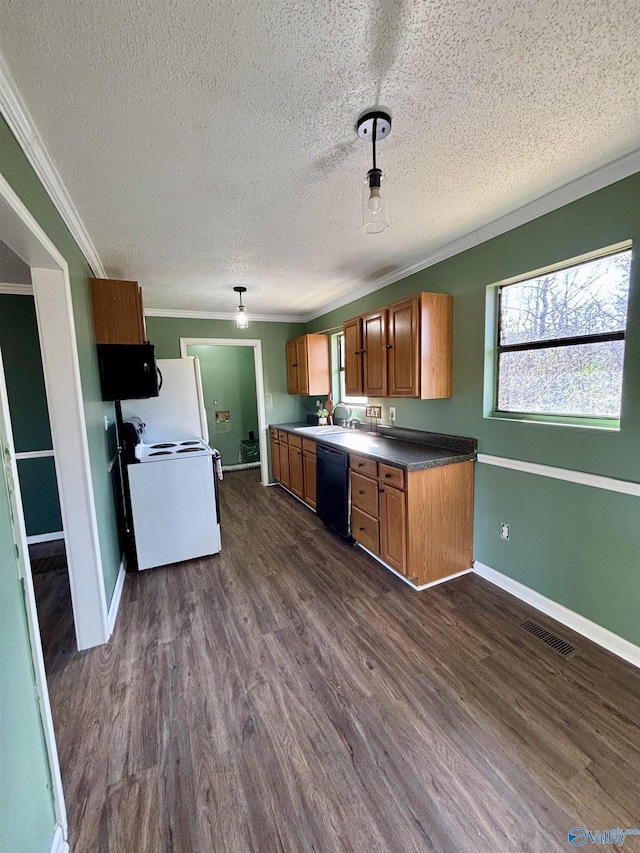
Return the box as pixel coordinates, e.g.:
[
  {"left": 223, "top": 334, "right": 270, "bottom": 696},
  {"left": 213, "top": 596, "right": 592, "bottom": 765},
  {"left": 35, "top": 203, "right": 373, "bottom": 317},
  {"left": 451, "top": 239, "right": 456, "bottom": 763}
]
[
  {"left": 499, "top": 251, "right": 631, "bottom": 346},
  {"left": 493, "top": 246, "right": 631, "bottom": 424}
]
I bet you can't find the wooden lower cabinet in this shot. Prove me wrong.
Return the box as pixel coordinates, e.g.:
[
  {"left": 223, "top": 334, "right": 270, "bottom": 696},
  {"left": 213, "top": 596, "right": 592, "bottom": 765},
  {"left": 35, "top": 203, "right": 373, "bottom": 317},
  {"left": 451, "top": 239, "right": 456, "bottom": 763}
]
[
  {"left": 289, "top": 446, "right": 304, "bottom": 499},
  {"left": 271, "top": 430, "right": 317, "bottom": 510},
  {"left": 278, "top": 440, "right": 290, "bottom": 488},
  {"left": 270, "top": 431, "right": 280, "bottom": 482},
  {"left": 350, "top": 454, "right": 474, "bottom": 586},
  {"left": 303, "top": 449, "right": 317, "bottom": 509},
  {"left": 379, "top": 484, "right": 407, "bottom": 574}
]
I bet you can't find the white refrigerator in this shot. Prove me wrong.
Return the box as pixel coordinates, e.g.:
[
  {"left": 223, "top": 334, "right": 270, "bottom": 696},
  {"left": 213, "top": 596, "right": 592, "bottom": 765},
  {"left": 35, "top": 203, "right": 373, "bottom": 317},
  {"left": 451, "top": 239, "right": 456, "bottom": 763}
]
[{"left": 121, "top": 357, "right": 221, "bottom": 570}]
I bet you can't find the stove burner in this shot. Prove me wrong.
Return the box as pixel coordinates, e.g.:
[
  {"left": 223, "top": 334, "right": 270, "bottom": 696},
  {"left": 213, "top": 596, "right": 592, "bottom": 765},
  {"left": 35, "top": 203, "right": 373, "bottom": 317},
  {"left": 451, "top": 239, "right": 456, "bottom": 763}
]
[
  {"left": 177, "top": 447, "right": 204, "bottom": 453},
  {"left": 180, "top": 441, "right": 200, "bottom": 446},
  {"left": 151, "top": 443, "right": 177, "bottom": 449},
  {"left": 149, "top": 450, "right": 172, "bottom": 456}
]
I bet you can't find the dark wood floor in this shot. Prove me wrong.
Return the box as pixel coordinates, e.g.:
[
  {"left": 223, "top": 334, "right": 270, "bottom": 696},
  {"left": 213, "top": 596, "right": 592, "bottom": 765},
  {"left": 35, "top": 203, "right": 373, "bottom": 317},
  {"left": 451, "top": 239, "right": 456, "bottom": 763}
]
[
  {"left": 45, "top": 470, "right": 640, "bottom": 852},
  {"left": 30, "top": 538, "right": 76, "bottom": 673}
]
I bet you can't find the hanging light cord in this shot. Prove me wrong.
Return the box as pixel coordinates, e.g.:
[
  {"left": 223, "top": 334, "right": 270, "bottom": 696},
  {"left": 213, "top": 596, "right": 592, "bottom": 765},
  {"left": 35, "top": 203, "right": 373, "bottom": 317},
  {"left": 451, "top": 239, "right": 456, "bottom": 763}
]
[{"left": 372, "top": 117, "right": 378, "bottom": 171}]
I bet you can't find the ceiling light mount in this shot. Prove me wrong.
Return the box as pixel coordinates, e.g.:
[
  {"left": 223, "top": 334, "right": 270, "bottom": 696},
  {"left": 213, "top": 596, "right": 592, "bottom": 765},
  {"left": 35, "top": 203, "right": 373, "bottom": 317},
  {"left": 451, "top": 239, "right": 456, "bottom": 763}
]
[
  {"left": 233, "top": 286, "right": 248, "bottom": 329},
  {"left": 357, "top": 110, "right": 391, "bottom": 234},
  {"left": 356, "top": 111, "right": 392, "bottom": 142}
]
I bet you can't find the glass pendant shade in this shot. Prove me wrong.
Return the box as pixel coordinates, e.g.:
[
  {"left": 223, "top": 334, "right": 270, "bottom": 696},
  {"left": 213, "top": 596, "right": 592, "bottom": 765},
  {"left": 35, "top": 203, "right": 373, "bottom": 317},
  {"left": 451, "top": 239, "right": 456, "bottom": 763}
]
[
  {"left": 236, "top": 306, "right": 249, "bottom": 329},
  {"left": 362, "top": 169, "right": 388, "bottom": 233}
]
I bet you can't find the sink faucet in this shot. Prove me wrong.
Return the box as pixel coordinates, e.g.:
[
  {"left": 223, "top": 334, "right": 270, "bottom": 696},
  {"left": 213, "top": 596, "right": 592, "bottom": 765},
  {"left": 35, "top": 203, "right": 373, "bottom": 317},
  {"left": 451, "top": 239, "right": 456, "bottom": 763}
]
[{"left": 333, "top": 402, "right": 351, "bottom": 427}]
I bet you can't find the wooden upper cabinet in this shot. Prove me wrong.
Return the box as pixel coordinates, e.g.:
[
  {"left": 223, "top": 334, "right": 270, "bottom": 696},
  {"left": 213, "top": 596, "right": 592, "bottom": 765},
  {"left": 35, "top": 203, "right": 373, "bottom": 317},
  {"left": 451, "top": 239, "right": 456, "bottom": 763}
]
[
  {"left": 343, "top": 316, "right": 364, "bottom": 396},
  {"left": 345, "top": 292, "right": 453, "bottom": 400},
  {"left": 387, "top": 295, "right": 420, "bottom": 397},
  {"left": 362, "top": 309, "right": 388, "bottom": 397},
  {"left": 418, "top": 292, "right": 453, "bottom": 399},
  {"left": 285, "top": 334, "right": 330, "bottom": 396},
  {"left": 91, "top": 278, "right": 147, "bottom": 344}
]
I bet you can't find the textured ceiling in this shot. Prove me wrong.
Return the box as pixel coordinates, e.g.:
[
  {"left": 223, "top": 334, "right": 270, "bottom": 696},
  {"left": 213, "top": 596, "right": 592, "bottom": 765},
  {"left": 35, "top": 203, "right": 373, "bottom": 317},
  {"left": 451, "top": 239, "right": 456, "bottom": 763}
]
[{"left": 1, "top": 0, "right": 639, "bottom": 317}]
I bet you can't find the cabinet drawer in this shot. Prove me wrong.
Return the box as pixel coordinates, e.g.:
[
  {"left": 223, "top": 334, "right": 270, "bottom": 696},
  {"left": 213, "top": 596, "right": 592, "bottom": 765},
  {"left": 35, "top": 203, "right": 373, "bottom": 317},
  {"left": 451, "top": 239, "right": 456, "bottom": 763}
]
[
  {"left": 379, "top": 463, "right": 405, "bottom": 490},
  {"left": 288, "top": 434, "right": 302, "bottom": 449},
  {"left": 278, "top": 430, "right": 290, "bottom": 444},
  {"left": 350, "top": 471, "right": 379, "bottom": 517},
  {"left": 350, "top": 454, "right": 377, "bottom": 478},
  {"left": 302, "top": 438, "right": 316, "bottom": 455},
  {"left": 351, "top": 506, "right": 380, "bottom": 555}
]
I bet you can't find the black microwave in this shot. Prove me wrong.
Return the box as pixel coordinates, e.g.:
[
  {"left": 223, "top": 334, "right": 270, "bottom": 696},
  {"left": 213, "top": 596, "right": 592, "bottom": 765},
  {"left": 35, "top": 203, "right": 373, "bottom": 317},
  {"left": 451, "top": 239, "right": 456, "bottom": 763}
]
[{"left": 97, "top": 343, "right": 160, "bottom": 401}]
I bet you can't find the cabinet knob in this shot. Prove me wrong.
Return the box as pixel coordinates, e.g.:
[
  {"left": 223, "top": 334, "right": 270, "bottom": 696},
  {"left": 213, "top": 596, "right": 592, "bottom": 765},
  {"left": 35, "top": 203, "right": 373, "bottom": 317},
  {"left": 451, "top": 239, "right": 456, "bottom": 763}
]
[
  {"left": 358, "top": 463, "right": 364, "bottom": 467},
  {"left": 385, "top": 473, "right": 392, "bottom": 478},
  {"left": 359, "top": 526, "right": 365, "bottom": 531},
  {"left": 378, "top": 488, "right": 384, "bottom": 493},
  {"left": 358, "top": 489, "right": 365, "bottom": 495},
  {"left": 386, "top": 344, "right": 393, "bottom": 349}
]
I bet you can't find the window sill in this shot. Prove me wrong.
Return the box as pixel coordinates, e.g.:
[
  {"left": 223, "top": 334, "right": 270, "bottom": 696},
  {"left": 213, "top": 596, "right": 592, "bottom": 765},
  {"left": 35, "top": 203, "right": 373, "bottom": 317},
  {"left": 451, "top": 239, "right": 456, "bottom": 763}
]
[{"left": 486, "top": 411, "right": 621, "bottom": 432}]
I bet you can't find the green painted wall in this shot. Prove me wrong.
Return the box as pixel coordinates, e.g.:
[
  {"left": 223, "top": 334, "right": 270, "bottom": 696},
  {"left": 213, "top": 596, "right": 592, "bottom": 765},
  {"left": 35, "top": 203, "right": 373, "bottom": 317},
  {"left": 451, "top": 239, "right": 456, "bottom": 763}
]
[
  {"left": 186, "top": 345, "right": 259, "bottom": 466},
  {"left": 0, "top": 448, "right": 57, "bottom": 853},
  {"left": 0, "top": 294, "right": 63, "bottom": 535},
  {"left": 307, "top": 174, "right": 640, "bottom": 646},
  {"left": 1, "top": 116, "right": 121, "bottom": 600},
  {"left": 146, "top": 316, "right": 308, "bottom": 461}
]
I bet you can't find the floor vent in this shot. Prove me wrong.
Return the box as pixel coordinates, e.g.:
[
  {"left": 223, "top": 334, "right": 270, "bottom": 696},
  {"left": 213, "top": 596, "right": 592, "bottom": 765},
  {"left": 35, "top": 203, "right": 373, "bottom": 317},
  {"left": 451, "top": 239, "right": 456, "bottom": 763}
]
[{"left": 520, "top": 620, "right": 576, "bottom": 657}]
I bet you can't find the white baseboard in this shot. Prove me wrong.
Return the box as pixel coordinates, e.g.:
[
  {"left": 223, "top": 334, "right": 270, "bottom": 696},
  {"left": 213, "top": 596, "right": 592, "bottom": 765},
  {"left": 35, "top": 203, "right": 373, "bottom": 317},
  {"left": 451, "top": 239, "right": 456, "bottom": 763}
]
[
  {"left": 358, "top": 544, "right": 473, "bottom": 590},
  {"left": 107, "top": 557, "right": 127, "bottom": 637},
  {"left": 473, "top": 561, "right": 640, "bottom": 669},
  {"left": 50, "top": 824, "right": 69, "bottom": 853},
  {"left": 27, "top": 530, "right": 64, "bottom": 544}
]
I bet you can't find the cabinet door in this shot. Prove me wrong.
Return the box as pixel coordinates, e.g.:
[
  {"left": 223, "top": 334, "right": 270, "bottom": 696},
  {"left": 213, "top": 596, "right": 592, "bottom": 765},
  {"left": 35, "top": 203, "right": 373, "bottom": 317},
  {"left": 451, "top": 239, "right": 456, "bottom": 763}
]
[
  {"left": 343, "top": 317, "right": 363, "bottom": 396},
  {"left": 91, "top": 278, "right": 146, "bottom": 344},
  {"left": 270, "top": 436, "right": 281, "bottom": 482},
  {"left": 419, "top": 292, "right": 453, "bottom": 399},
  {"left": 380, "top": 485, "right": 407, "bottom": 575},
  {"left": 296, "top": 337, "right": 309, "bottom": 395},
  {"left": 279, "top": 440, "right": 290, "bottom": 487},
  {"left": 289, "top": 446, "right": 304, "bottom": 498},
  {"left": 286, "top": 339, "right": 298, "bottom": 394},
  {"left": 362, "top": 309, "right": 388, "bottom": 397},
  {"left": 303, "top": 451, "right": 317, "bottom": 509},
  {"left": 388, "top": 296, "right": 420, "bottom": 397}
]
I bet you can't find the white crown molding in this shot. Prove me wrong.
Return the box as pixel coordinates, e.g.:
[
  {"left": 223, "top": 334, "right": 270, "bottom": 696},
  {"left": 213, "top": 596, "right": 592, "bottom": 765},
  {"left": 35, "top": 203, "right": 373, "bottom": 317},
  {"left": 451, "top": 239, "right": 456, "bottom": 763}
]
[
  {"left": 0, "top": 281, "right": 33, "bottom": 295},
  {"left": 0, "top": 50, "right": 107, "bottom": 278},
  {"left": 303, "top": 148, "right": 640, "bottom": 323},
  {"left": 145, "top": 307, "right": 303, "bottom": 324},
  {"left": 474, "top": 561, "right": 640, "bottom": 669},
  {"left": 477, "top": 453, "right": 640, "bottom": 497}
]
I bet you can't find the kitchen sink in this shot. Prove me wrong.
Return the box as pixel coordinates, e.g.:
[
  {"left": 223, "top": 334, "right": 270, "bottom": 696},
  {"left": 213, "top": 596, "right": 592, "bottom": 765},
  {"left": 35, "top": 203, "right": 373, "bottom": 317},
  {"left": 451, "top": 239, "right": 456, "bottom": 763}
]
[{"left": 294, "top": 425, "right": 350, "bottom": 436}]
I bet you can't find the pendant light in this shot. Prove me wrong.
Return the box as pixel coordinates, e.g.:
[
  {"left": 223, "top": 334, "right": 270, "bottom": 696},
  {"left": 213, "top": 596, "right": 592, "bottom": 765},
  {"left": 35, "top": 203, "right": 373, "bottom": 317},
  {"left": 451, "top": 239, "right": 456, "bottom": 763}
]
[
  {"left": 234, "top": 286, "right": 249, "bottom": 329},
  {"left": 357, "top": 110, "right": 391, "bottom": 233}
]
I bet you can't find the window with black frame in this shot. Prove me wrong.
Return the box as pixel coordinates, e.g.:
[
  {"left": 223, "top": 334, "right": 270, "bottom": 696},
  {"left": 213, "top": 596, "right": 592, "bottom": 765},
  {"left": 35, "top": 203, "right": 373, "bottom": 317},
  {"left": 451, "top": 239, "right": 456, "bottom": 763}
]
[{"left": 495, "top": 246, "right": 632, "bottom": 423}]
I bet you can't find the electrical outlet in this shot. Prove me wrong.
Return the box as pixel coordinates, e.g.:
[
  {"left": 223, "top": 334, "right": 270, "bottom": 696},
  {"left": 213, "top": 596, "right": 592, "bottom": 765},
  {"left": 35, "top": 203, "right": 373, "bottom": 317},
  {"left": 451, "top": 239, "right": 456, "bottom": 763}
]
[
  {"left": 500, "top": 523, "right": 510, "bottom": 540},
  {"left": 389, "top": 406, "right": 396, "bottom": 421},
  {"left": 104, "top": 414, "right": 109, "bottom": 431}
]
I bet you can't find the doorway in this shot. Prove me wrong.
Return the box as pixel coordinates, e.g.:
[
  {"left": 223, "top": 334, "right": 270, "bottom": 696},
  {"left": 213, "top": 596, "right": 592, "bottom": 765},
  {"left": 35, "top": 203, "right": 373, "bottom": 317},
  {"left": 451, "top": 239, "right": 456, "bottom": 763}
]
[
  {"left": 0, "top": 174, "right": 109, "bottom": 651},
  {"left": 180, "top": 337, "right": 270, "bottom": 485}
]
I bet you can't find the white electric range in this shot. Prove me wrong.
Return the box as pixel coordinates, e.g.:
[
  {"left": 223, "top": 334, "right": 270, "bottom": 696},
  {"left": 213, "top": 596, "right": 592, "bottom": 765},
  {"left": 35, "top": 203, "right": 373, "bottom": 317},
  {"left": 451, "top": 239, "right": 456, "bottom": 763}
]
[{"left": 121, "top": 358, "right": 222, "bottom": 571}]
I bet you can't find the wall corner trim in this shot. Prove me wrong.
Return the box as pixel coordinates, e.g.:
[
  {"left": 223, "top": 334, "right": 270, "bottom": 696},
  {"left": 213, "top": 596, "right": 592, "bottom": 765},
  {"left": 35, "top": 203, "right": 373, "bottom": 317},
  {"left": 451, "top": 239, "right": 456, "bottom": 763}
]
[
  {"left": 473, "top": 561, "right": 640, "bottom": 669},
  {"left": 0, "top": 52, "right": 107, "bottom": 278},
  {"left": 0, "top": 281, "right": 34, "bottom": 296},
  {"left": 50, "top": 824, "right": 69, "bottom": 853},
  {"left": 107, "top": 557, "right": 127, "bottom": 637}
]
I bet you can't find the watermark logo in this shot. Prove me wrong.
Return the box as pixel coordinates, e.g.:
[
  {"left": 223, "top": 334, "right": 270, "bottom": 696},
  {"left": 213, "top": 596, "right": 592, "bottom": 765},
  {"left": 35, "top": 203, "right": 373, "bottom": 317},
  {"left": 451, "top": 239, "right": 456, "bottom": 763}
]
[{"left": 567, "top": 827, "right": 640, "bottom": 847}]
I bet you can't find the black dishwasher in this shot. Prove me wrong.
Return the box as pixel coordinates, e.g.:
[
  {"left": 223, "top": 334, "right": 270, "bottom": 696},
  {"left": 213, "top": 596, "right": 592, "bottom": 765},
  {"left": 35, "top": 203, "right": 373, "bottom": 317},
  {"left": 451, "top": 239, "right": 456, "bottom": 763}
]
[{"left": 316, "top": 444, "right": 351, "bottom": 538}]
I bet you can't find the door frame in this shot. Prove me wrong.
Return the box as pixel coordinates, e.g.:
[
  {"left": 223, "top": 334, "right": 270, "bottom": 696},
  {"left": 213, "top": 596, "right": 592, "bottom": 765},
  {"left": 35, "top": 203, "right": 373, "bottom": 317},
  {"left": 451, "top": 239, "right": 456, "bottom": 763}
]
[
  {"left": 179, "top": 337, "right": 269, "bottom": 486},
  {"left": 0, "top": 173, "right": 109, "bottom": 650},
  {"left": 0, "top": 347, "right": 68, "bottom": 847}
]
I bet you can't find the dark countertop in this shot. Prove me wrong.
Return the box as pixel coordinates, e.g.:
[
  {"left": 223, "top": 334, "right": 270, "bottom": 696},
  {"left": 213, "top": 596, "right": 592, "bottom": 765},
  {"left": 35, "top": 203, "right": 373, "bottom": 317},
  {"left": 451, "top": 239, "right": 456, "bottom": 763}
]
[{"left": 270, "top": 423, "right": 477, "bottom": 471}]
